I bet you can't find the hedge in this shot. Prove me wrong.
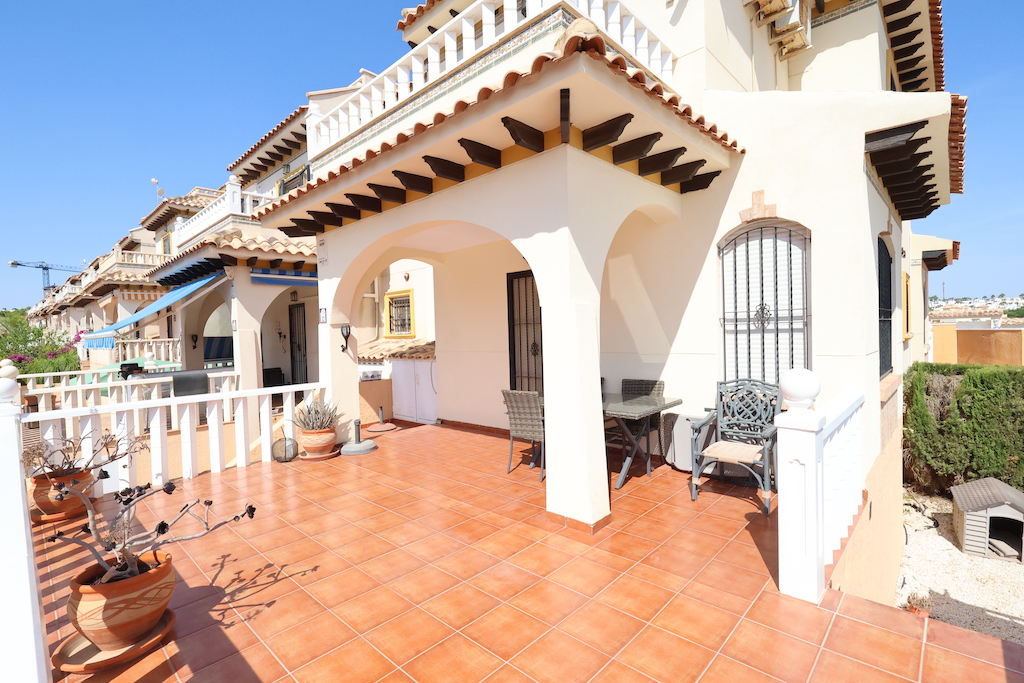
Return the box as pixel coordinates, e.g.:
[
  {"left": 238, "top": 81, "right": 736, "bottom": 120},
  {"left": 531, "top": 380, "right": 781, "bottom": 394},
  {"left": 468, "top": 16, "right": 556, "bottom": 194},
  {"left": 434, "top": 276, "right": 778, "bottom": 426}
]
[{"left": 904, "top": 361, "right": 1024, "bottom": 493}]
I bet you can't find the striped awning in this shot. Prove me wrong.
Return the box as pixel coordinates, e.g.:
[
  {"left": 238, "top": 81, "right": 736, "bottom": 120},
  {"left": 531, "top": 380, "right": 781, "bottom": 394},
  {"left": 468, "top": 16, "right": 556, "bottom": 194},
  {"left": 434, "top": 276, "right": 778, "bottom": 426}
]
[{"left": 250, "top": 268, "right": 317, "bottom": 287}]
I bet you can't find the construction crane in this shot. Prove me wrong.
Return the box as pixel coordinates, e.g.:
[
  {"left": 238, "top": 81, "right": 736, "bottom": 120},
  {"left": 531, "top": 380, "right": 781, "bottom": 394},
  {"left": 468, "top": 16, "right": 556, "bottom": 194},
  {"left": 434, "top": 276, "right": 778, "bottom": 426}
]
[{"left": 8, "top": 260, "right": 82, "bottom": 291}]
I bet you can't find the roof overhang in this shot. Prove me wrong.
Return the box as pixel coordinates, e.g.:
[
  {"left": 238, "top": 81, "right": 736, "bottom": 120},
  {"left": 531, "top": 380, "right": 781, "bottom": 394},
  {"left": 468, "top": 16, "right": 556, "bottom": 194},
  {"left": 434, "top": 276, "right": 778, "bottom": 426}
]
[
  {"left": 228, "top": 107, "right": 309, "bottom": 186},
  {"left": 883, "top": 0, "right": 945, "bottom": 93},
  {"left": 147, "top": 231, "right": 316, "bottom": 286},
  {"left": 257, "top": 49, "right": 741, "bottom": 234}
]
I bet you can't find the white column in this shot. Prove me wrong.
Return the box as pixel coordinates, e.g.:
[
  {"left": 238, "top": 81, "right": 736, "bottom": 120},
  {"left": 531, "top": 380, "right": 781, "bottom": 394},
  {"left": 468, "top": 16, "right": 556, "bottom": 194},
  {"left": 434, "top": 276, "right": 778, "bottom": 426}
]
[
  {"left": 444, "top": 31, "right": 458, "bottom": 69},
  {"left": 259, "top": 395, "right": 273, "bottom": 462},
  {"left": 426, "top": 42, "right": 441, "bottom": 81},
  {"left": 207, "top": 400, "right": 224, "bottom": 473},
  {"left": 482, "top": 2, "right": 497, "bottom": 44},
  {"left": 0, "top": 381, "right": 53, "bottom": 683},
  {"left": 225, "top": 174, "right": 242, "bottom": 214},
  {"left": 178, "top": 403, "right": 197, "bottom": 480},
  {"left": 606, "top": 2, "right": 622, "bottom": 43},
  {"left": 149, "top": 406, "right": 168, "bottom": 486},
  {"left": 503, "top": 0, "right": 518, "bottom": 31},
  {"left": 775, "top": 369, "right": 826, "bottom": 603},
  {"left": 462, "top": 16, "right": 476, "bottom": 55}
]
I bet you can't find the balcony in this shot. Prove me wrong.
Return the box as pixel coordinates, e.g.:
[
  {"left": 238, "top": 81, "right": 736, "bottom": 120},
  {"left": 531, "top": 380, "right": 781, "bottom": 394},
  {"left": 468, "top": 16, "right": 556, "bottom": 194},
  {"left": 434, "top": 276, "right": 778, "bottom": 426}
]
[
  {"left": 174, "top": 178, "right": 273, "bottom": 251},
  {"left": 308, "top": 0, "right": 678, "bottom": 167}
]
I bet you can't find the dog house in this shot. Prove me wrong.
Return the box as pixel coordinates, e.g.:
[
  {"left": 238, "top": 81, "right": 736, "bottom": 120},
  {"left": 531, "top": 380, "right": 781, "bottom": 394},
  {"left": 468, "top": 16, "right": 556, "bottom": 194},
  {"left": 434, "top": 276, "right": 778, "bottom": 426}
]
[{"left": 951, "top": 478, "right": 1024, "bottom": 561}]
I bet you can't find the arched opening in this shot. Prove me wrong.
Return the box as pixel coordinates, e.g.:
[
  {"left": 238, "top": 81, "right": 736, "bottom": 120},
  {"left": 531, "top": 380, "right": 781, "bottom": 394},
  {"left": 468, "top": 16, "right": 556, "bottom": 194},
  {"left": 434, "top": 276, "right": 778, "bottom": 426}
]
[{"left": 259, "top": 287, "right": 319, "bottom": 386}]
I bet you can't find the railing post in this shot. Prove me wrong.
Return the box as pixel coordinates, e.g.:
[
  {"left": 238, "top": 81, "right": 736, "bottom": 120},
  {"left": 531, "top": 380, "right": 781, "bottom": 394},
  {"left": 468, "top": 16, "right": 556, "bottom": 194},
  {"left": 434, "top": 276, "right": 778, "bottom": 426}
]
[
  {"left": 178, "top": 403, "right": 198, "bottom": 480},
  {"left": 234, "top": 397, "right": 251, "bottom": 469},
  {"left": 482, "top": 2, "right": 497, "bottom": 44},
  {"left": 149, "top": 406, "right": 168, "bottom": 486},
  {"left": 259, "top": 395, "right": 273, "bottom": 462},
  {"left": 775, "top": 369, "right": 826, "bottom": 603},
  {"left": 0, "top": 379, "right": 52, "bottom": 683},
  {"left": 207, "top": 400, "right": 224, "bottom": 473}
]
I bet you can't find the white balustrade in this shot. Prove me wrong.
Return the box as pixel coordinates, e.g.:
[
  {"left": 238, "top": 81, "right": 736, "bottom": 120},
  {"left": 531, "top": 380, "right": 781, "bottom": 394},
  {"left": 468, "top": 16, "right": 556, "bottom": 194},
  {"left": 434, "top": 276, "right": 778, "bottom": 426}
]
[
  {"left": 309, "top": 0, "right": 677, "bottom": 159},
  {"left": 116, "top": 338, "right": 181, "bottom": 363},
  {"left": 775, "top": 369, "right": 865, "bottom": 603},
  {"left": 17, "top": 381, "right": 326, "bottom": 496}
]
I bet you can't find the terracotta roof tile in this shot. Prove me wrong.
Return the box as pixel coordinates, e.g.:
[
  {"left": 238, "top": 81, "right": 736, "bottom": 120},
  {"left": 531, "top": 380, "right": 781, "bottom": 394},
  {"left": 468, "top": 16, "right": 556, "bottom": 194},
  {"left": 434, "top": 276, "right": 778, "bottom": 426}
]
[
  {"left": 397, "top": 1, "right": 440, "bottom": 31},
  {"left": 929, "top": 0, "right": 945, "bottom": 91},
  {"left": 257, "top": 40, "right": 742, "bottom": 220},
  {"left": 140, "top": 188, "right": 222, "bottom": 230},
  {"left": 358, "top": 338, "right": 435, "bottom": 362},
  {"left": 227, "top": 106, "right": 308, "bottom": 172},
  {"left": 144, "top": 229, "right": 316, "bottom": 278},
  {"left": 949, "top": 93, "right": 966, "bottom": 194}
]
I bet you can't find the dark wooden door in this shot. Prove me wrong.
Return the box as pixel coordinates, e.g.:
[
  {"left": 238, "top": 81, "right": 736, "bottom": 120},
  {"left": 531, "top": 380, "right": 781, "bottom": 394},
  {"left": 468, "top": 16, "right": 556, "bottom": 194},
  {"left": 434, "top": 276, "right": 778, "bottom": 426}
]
[
  {"left": 288, "top": 303, "right": 307, "bottom": 384},
  {"left": 507, "top": 271, "right": 543, "bottom": 392}
]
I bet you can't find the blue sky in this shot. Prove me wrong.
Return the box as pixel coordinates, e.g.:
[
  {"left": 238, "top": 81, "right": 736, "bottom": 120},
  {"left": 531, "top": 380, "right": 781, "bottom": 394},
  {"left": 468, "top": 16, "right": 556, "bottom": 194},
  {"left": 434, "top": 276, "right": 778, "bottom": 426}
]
[{"left": 0, "top": 2, "right": 1014, "bottom": 309}]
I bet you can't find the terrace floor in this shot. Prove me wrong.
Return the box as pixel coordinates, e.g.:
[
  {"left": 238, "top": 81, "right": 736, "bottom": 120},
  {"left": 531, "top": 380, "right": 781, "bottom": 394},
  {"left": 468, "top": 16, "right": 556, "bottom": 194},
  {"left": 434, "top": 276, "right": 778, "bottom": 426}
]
[{"left": 35, "top": 423, "right": 1024, "bottom": 682}]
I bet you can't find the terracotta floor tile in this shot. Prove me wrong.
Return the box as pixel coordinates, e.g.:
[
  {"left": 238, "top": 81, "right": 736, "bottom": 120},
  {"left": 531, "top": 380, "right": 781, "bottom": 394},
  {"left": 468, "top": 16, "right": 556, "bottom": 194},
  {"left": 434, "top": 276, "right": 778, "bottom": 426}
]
[
  {"left": 483, "top": 665, "right": 539, "bottom": 683},
  {"left": 699, "top": 655, "right": 783, "bottom": 683},
  {"left": 494, "top": 500, "right": 546, "bottom": 522},
  {"left": 590, "top": 660, "right": 657, "bottom": 682},
  {"left": 619, "top": 516, "right": 685, "bottom": 544},
  {"left": 168, "top": 619, "right": 259, "bottom": 676},
  {"left": 403, "top": 634, "right": 503, "bottom": 683},
  {"left": 824, "top": 616, "right": 922, "bottom": 680},
  {"left": 275, "top": 551, "right": 351, "bottom": 587},
  {"left": 261, "top": 537, "right": 329, "bottom": 567},
  {"left": 472, "top": 529, "right": 536, "bottom": 559},
  {"left": 810, "top": 649, "right": 912, "bottom": 683},
  {"left": 247, "top": 527, "right": 306, "bottom": 554},
  {"left": 651, "top": 594, "right": 741, "bottom": 650},
  {"left": 241, "top": 588, "right": 328, "bottom": 640},
  {"left": 616, "top": 625, "right": 715, "bottom": 683},
  {"left": 393, "top": 499, "right": 445, "bottom": 520},
  {"left": 541, "top": 534, "right": 594, "bottom": 556},
  {"left": 311, "top": 522, "right": 371, "bottom": 549},
  {"left": 922, "top": 643, "right": 1024, "bottom": 683},
  {"left": 466, "top": 491, "right": 516, "bottom": 511},
  {"left": 508, "top": 543, "right": 576, "bottom": 576},
  {"left": 509, "top": 580, "right": 590, "bottom": 625},
  {"left": 838, "top": 592, "right": 925, "bottom": 640},
  {"left": 332, "top": 586, "right": 414, "bottom": 633},
  {"left": 463, "top": 603, "right": 552, "bottom": 660},
  {"left": 421, "top": 582, "right": 501, "bottom": 629},
  {"left": 468, "top": 562, "right": 543, "bottom": 601},
  {"left": 376, "top": 521, "right": 436, "bottom": 547},
  {"left": 388, "top": 565, "right": 462, "bottom": 603},
  {"left": 364, "top": 607, "right": 455, "bottom": 664},
  {"left": 445, "top": 518, "right": 502, "bottom": 545},
  {"left": 680, "top": 581, "right": 752, "bottom": 616},
  {"left": 639, "top": 544, "right": 711, "bottom": 581},
  {"left": 404, "top": 532, "right": 465, "bottom": 562},
  {"left": 433, "top": 545, "right": 503, "bottom": 580},
  {"left": 745, "top": 590, "right": 833, "bottom": 645},
  {"left": 595, "top": 574, "right": 675, "bottom": 621},
  {"left": 186, "top": 643, "right": 286, "bottom": 683},
  {"left": 334, "top": 535, "right": 398, "bottom": 565},
  {"left": 357, "top": 549, "right": 427, "bottom": 584},
  {"left": 304, "top": 567, "right": 381, "bottom": 608},
  {"left": 594, "top": 532, "right": 659, "bottom": 562},
  {"left": 722, "top": 620, "right": 821, "bottom": 683},
  {"left": 558, "top": 600, "right": 645, "bottom": 656},
  {"left": 292, "top": 637, "right": 395, "bottom": 683},
  {"left": 582, "top": 547, "right": 636, "bottom": 572},
  {"left": 511, "top": 628, "right": 610, "bottom": 683},
  {"left": 419, "top": 508, "right": 473, "bottom": 531},
  {"left": 713, "top": 540, "right": 776, "bottom": 577},
  {"left": 819, "top": 588, "right": 843, "bottom": 612},
  {"left": 691, "top": 560, "right": 768, "bottom": 601},
  {"left": 548, "top": 557, "right": 622, "bottom": 597},
  {"left": 354, "top": 510, "right": 409, "bottom": 533},
  {"left": 927, "top": 619, "right": 1024, "bottom": 673},
  {"left": 264, "top": 611, "right": 357, "bottom": 672}
]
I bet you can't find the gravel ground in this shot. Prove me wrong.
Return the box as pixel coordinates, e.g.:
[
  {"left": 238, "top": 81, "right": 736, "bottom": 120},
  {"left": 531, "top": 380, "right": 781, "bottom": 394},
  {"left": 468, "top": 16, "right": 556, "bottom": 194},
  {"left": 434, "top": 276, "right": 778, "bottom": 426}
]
[{"left": 896, "top": 490, "right": 1024, "bottom": 645}]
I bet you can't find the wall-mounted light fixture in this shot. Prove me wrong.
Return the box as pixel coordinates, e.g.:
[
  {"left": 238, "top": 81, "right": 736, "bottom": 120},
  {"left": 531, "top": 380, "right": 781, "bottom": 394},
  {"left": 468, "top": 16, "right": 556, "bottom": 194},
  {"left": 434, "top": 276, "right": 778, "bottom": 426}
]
[
  {"left": 290, "top": 291, "right": 298, "bottom": 302},
  {"left": 191, "top": 334, "right": 199, "bottom": 349},
  {"left": 340, "top": 324, "right": 352, "bottom": 351}
]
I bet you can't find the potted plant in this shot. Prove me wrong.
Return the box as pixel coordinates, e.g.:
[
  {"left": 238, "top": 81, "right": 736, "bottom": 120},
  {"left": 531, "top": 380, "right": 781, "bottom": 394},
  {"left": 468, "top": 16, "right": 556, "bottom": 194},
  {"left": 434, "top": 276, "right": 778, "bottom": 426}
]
[
  {"left": 21, "top": 432, "right": 146, "bottom": 523},
  {"left": 46, "top": 476, "right": 256, "bottom": 673},
  {"left": 293, "top": 395, "right": 340, "bottom": 460}
]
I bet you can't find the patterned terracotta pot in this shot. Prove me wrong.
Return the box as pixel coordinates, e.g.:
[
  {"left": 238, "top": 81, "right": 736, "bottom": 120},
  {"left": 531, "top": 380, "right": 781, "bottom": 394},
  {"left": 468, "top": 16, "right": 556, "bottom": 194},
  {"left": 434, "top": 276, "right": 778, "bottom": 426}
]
[
  {"left": 67, "top": 551, "right": 175, "bottom": 651},
  {"left": 298, "top": 428, "right": 338, "bottom": 459},
  {"left": 28, "top": 470, "right": 94, "bottom": 521}
]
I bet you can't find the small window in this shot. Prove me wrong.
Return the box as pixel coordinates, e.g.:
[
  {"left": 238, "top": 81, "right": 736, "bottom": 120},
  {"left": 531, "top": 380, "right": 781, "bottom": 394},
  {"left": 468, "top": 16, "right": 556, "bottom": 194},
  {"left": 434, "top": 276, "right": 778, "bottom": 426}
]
[
  {"left": 161, "top": 233, "right": 172, "bottom": 254},
  {"left": 385, "top": 290, "right": 414, "bottom": 338}
]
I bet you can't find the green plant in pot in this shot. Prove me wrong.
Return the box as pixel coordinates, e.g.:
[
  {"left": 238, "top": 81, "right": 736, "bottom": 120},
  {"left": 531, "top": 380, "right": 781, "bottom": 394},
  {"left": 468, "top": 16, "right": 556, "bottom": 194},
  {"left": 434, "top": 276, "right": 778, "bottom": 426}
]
[
  {"left": 293, "top": 395, "right": 341, "bottom": 460},
  {"left": 46, "top": 476, "right": 256, "bottom": 673},
  {"left": 21, "top": 433, "right": 146, "bottom": 524}
]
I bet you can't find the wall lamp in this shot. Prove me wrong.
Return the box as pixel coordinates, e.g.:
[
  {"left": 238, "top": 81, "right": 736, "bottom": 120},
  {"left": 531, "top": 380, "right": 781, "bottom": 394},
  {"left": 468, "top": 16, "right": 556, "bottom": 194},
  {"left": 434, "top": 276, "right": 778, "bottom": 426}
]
[
  {"left": 191, "top": 334, "right": 199, "bottom": 349},
  {"left": 340, "top": 324, "right": 352, "bottom": 351}
]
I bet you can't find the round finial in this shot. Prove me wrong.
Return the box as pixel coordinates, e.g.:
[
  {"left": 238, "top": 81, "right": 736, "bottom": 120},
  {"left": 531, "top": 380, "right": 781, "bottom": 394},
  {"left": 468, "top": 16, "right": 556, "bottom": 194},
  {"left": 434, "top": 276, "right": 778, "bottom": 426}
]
[
  {"left": 779, "top": 368, "right": 820, "bottom": 410},
  {"left": 145, "top": 351, "right": 155, "bottom": 360},
  {"left": 0, "top": 358, "right": 12, "bottom": 367},
  {"left": 0, "top": 377, "right": 19, "bottom": 404},
  {"left": 229, "top": 174, "right": 240, "bottom": 184},
  {"left": 307, "top": 102, "right": 322, "bottom": 117},
  {"left": 0, "top": 365, "right": 19, "bottom": 380}
]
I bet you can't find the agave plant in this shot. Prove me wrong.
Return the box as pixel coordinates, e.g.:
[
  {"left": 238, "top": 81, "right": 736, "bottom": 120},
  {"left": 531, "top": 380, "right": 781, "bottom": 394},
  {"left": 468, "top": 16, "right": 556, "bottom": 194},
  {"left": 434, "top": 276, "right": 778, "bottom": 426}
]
[
  {"left": 293, "top": 395, "right": 340, "bottom": 431},
  {"left": 48, "top": 477, "right": 256, "bottom": 583}
]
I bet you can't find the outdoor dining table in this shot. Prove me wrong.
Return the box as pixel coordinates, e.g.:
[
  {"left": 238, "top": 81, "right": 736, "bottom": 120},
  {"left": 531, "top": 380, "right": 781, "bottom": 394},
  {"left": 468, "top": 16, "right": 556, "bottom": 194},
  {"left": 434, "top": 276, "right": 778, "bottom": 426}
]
[{"left": 603, "top": 393, "right": 682, "bottom": 489}]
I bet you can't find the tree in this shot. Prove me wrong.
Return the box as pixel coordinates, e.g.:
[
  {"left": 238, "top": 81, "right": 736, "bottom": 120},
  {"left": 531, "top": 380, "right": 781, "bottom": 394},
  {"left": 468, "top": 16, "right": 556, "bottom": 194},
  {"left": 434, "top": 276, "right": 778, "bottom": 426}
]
[
  {"left": 929, "top": 295, "right": 939, "bottom": 302},
  {"left": 1007, "top": 307, "right": 1024, "bottom": 319},
  {"left": 0, "top": 308, "right": 81, "bottom": 374},
  {"left": 999, "top": 293, "right": 1006, "bottom": 298}
]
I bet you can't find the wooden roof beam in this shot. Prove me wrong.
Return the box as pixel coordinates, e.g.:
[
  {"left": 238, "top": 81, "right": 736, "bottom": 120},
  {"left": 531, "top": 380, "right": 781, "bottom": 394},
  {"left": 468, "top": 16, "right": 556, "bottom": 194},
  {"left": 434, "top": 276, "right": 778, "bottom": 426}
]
[
  {"left": 326, "top": 203, "right": 361, "bottom": 220},
  {"left": 393, "top": 171, "right": 434, "bottom": 194},
  {"left": 423, "top": 155, "right": 465, "bottom": 182},
  {"left": 865, "top": 121, "right": 928, "bottom": 153},
  {"left": 638, "top": 147, "right": 686, "bottom": 176},
  {"left": 345, "top": 193, "right": 383, "bottom": 213},
  {"left": 368, "top": 184, "right": 408, "bottom": 204},
  {"left": 309, "top": 211, "right": 345, "bottom": 227},
  {"left": 869, "top": 137, "right": 930, "bottom": 165},
  {"left": 458, "top": 138, "right": 502, "bottom": 168},
  {"left": 679, "top": 171, "right": 722, "bottom": 194},
  {"left": 660, "top": 159, "right": 706, "bottom": 186},
  {"left": 612, "top": 133, "right": 663, "bottom": 165},
  {"left": 582, "top": 114, "right": 634, "bottom": 152},
  {"left": 502, "top": 116, "right": 544, "bottom": 152}
]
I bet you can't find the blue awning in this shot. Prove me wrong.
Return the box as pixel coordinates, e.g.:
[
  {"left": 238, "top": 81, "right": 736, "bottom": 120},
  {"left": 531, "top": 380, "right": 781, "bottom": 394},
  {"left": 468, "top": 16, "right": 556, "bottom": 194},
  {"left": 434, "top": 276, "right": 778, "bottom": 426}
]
[
  {"left": 82, "top": 272, "right": 225, "bottom": 348},
  {"left": 250, "top": 268, "right": 318, "bottom": 287}
]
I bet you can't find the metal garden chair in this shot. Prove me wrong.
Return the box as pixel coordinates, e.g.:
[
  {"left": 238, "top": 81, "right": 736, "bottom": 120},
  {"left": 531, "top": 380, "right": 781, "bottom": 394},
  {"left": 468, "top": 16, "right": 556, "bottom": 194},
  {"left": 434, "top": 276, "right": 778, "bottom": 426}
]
[
  {"left": 501, "top": 389, "right": 545, "bottom": 482},
  {"left": 690, "top": 378, "right": 781, "bottom": 515}
]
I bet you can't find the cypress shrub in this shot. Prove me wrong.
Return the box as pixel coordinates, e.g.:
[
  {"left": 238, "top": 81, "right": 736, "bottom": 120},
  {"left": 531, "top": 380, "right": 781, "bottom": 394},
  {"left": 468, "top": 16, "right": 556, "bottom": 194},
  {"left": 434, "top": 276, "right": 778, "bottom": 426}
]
[{"left": 904, "top": 361, "right": 1024, "bottom": 493}]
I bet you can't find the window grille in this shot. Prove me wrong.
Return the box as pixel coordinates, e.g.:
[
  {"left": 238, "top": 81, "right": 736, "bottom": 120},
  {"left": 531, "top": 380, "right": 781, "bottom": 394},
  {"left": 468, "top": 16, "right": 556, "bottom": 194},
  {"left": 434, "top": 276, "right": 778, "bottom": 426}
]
[
  {"left": 388, "top": 294, "right": 412, "bottom": 336},
  {"left": 721, "top": 226, "right": 809, "bottom": 384},
  {"left": 878, "top": 237, "right": 893, "bottom": 377},
  {"left": 507, "top": 271, "right": 543, "bottom": 392}
]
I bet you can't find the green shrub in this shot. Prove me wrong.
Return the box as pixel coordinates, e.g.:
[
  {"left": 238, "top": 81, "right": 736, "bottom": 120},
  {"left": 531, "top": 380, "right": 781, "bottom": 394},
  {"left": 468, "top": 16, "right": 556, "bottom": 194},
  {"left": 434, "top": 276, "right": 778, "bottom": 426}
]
[
  {"left": 0, "top": 308, "right": 81, "bottom": 376},
  {"left": 904, "top": 362, "right": 1024, "bottom": 493}
]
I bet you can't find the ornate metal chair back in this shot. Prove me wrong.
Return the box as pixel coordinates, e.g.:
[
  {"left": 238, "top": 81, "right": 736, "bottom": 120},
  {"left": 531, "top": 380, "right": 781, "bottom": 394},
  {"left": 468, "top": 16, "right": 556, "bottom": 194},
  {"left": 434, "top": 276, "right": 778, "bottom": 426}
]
[{"left": 715, "top": 379, "right": 781, "bottom": 445}]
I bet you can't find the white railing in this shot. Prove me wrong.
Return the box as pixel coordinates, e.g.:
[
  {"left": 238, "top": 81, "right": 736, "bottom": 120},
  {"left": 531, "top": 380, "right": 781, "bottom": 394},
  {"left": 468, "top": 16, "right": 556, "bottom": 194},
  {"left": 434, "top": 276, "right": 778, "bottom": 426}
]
[
  {"left": 310, "top": 0, "right": 676, "bottom": 159},
  {"left": 116, "top": 250, "right": 172, "bottom": 268},
  {"left": 25, "top": 371, "right": 239, "bottom": 412},
  {"left": 20, "top": 363, "right": 234, "bottom": 392},
  {"left": 116, "top": 338, "right": 181, "bottom": 363},
  {"left": 775, "top": 370, "right": 865, "bottom": 603},
  {"left": 175, "top": 180, "right": 271, "bottom": 249},
  {"left": 14, "top": 380, "right": 324, "bottom": 497}
]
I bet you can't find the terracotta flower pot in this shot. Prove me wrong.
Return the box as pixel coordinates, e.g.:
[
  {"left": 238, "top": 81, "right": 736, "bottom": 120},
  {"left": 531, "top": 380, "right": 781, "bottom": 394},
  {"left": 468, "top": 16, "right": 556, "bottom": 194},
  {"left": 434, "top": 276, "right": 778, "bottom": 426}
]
[
  {"left": 28, "top": 470, "right": 94, "bottom": 522},
  {"left": 298, "top": 428, "right": 338, "bottom": 460},
  {"left": 67, "top": 551, "right": 175, "bottom": 651}
]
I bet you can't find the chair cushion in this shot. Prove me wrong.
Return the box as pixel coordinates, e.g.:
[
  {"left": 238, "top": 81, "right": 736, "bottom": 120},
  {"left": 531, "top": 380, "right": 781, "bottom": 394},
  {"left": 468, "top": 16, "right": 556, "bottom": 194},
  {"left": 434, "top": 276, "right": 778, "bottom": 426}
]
[{"left": 703, "top": 440, "right": 763, "bottom": 465}]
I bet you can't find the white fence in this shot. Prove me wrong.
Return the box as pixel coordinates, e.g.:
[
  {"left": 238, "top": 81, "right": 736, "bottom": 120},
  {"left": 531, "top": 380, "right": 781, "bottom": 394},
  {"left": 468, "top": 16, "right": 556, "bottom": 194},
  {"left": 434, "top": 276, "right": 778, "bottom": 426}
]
[
  {"left": 17, "top": 381, "right": 326, "bottom": 494},
  {"left": 116, "top": 338, "right": 181, "bottom": 363},
  {"left": 310, "top": 0, "right": 677, "bottom": 158},
  {"left": 24, "top": 371, "right": 239, "bottom": 412},
  {"left": 775, "top": 372, "right": 865, "bottom": 603}
]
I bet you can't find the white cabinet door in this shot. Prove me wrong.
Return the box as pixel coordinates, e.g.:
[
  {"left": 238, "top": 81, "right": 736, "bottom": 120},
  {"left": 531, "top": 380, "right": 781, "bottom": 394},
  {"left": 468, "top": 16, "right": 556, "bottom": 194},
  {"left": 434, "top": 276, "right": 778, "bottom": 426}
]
[
  {"left": 392, "top": 361, "right": 417, "bottom": 422},
  {"left": 414, "top": 360, "right": 438, "bottom": 424}
]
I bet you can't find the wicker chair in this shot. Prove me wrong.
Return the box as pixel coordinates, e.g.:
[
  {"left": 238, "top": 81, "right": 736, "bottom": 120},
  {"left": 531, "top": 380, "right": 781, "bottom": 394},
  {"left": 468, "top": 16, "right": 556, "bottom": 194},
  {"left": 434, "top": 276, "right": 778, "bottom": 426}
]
[
  {"left": 501, "top": 389, "right": 545, "bottom": 481},
  {"left": 621, "top": 379, "right": 665, "bottom": 459},
  {"left": 690, "top": 379, "right": 781, "bottom": 515}
]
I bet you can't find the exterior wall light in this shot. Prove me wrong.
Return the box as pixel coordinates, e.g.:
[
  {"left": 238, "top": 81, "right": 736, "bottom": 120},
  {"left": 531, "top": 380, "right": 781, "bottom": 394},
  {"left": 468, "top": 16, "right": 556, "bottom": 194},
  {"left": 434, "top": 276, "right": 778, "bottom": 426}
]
[{"left": 340, "top": 324, "right": 352, "bottom": 351}]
